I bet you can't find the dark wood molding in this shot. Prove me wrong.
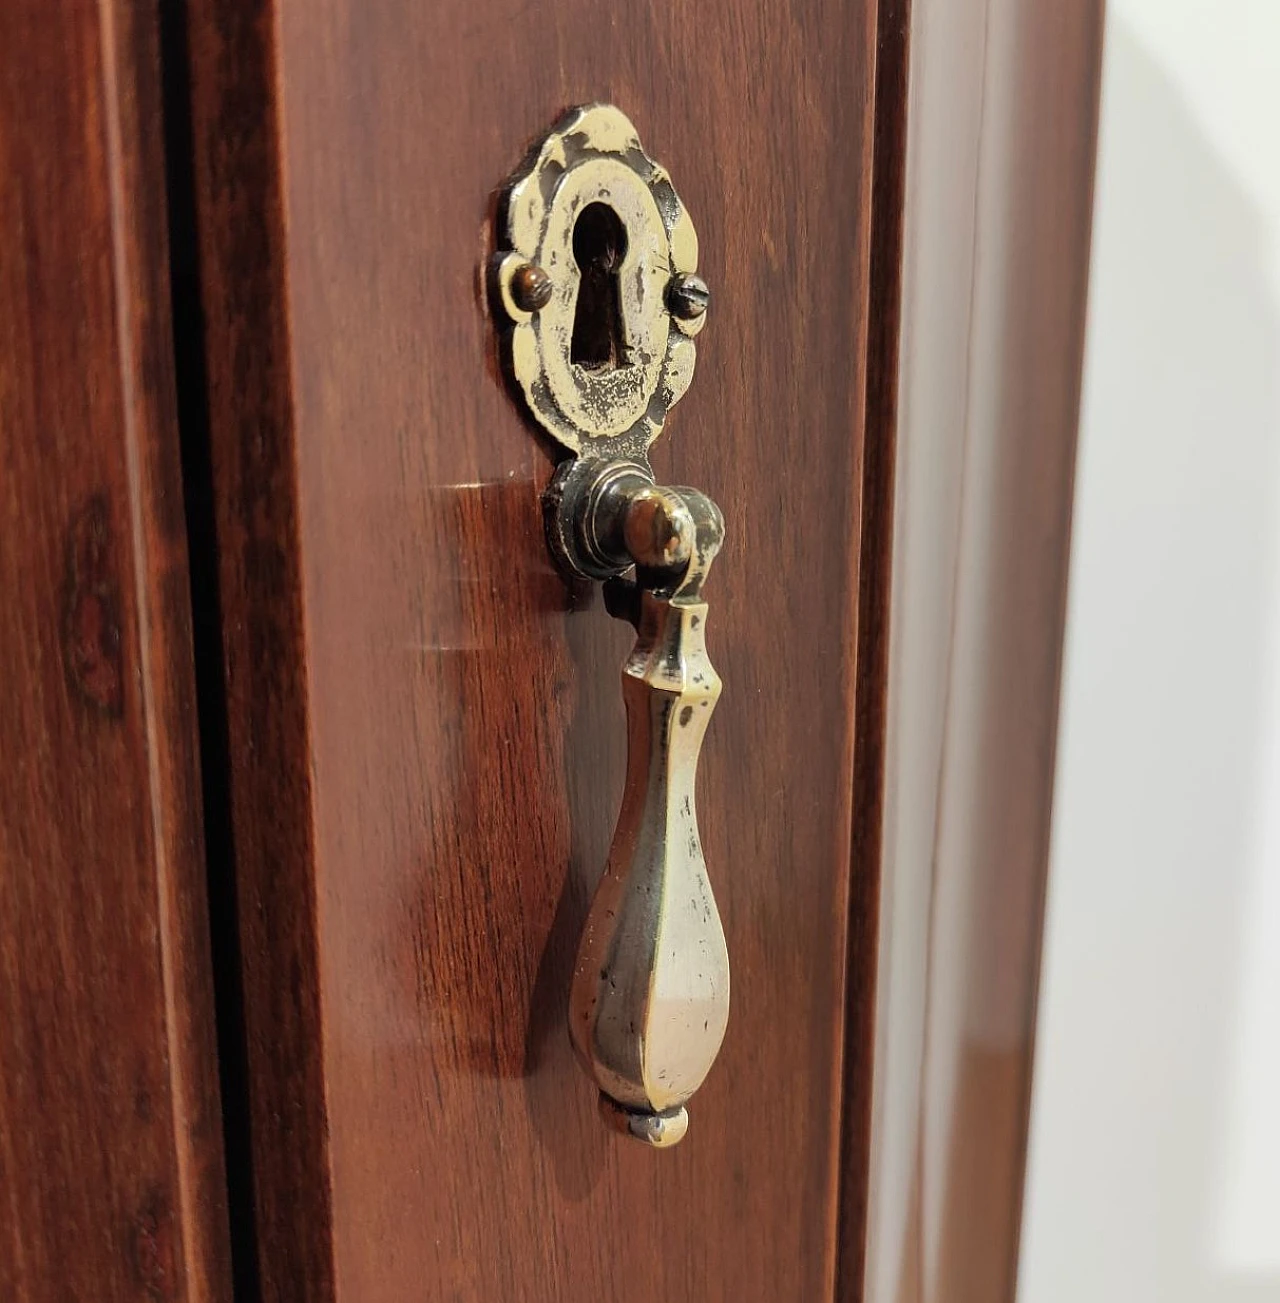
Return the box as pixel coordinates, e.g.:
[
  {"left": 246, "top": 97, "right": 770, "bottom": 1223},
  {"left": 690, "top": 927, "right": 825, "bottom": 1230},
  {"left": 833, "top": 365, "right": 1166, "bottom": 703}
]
[{"left": 0, "top": 1, "right": 230, "bottom": 1297}]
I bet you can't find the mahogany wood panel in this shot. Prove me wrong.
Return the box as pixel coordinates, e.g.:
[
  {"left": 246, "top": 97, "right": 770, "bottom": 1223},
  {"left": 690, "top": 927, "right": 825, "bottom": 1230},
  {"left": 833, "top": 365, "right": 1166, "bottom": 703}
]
[
  {"left": 179, "top": 0, "right": 889, "bottom": 1298},
  {"left": 0, "top": 2, "right": 230, "bottom": 1299},
  {"left": 859, "top": 3, "right": 1104, "bottom": 1302}
]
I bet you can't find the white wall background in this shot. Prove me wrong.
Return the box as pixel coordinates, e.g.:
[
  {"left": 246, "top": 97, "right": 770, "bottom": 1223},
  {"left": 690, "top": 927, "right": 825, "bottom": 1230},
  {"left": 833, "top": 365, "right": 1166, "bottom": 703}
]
[{"left": 1019, "top": 2, "right": 1280, "bottom": 1300}]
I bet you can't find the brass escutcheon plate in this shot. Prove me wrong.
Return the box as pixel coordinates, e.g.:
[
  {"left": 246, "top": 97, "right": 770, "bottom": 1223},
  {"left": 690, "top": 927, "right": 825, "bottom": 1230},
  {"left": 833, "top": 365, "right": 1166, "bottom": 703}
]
[{"left": 491, "top": 104, "right": 704, "bottom": 461}]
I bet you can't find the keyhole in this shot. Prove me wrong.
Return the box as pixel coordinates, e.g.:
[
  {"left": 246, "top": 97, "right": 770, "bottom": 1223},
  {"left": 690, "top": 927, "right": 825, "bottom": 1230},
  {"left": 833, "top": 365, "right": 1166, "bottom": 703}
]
[{"left": 571, "top": 203, "right": 630, "bottom": 371}]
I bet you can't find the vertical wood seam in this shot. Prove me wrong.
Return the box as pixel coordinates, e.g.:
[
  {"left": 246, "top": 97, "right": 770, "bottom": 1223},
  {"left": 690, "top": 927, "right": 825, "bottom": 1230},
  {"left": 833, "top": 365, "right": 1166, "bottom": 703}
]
[{"left": 174, "top": 0, "right": 339, "bottom": 1294}]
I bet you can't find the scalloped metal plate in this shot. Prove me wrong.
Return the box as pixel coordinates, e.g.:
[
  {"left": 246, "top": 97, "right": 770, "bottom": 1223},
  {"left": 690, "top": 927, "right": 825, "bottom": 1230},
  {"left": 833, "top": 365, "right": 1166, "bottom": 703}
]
[{"left": 493, "top": 105, "right": 702, "bottom": 460}]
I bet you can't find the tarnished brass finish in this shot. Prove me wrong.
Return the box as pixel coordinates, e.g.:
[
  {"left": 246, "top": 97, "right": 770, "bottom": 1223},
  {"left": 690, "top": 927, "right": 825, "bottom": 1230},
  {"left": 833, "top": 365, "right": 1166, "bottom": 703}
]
[
  {"left": 544, "top": 458, "right": 698, "bottom": 582},
  {"left": 490, "top": 107, "right": 728, "bottom": 1147},
  {"left": 666, "top": 273, "right": 711, "bottom": 323},
  {"left": 621, "top": 484, "right": 695, "bottom": 571},
  {"left": 509, "top": 262, "right": 553, "bottom": 312},
  {"left": 552, "top": 461, "right": 728, "bottom": 1148},
  {"left": 491, "top": 104, "right": 703, "bottom": 460}
]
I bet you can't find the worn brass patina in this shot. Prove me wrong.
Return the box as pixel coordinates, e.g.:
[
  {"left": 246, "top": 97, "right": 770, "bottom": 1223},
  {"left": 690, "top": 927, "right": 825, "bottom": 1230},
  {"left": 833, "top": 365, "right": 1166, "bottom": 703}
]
[
  {"left": 491, "top": 106, "right": 727, "bottom": 1148},
  {"left": 492, "top": 103, "right": 705, "bottom": 460}
]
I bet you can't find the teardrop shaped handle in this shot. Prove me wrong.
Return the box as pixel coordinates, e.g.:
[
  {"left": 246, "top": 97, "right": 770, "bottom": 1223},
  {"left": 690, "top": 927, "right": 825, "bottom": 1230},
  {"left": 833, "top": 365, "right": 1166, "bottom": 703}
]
[{"left": 548, "top": 460, "right": 729, "bottom": 1148}]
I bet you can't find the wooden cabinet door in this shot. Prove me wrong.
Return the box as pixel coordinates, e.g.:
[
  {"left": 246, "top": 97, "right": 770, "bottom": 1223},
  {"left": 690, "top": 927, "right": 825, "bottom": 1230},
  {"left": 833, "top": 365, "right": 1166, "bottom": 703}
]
[
  {"left": 0, "top": 1, "right": 1105, "bottom": 1298},
  {"left": 174, "top": 1, "right": 901, "bottom": 1299}
]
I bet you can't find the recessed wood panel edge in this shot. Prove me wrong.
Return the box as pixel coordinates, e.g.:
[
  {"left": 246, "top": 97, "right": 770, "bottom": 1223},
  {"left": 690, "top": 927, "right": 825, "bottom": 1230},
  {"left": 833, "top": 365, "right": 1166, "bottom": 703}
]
[{"left": 173, "top": 1, "right": 337, "bottom": 1298}]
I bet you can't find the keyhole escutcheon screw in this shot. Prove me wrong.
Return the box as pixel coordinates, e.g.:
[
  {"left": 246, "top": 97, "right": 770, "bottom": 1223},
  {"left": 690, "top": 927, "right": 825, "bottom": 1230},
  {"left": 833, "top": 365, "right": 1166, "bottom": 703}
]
[
  {"left": 511, "top": 262, "right": 554, "bottom": 312},
  {"left": 667, "top": 273, "right": 710, "bottom": 322}
]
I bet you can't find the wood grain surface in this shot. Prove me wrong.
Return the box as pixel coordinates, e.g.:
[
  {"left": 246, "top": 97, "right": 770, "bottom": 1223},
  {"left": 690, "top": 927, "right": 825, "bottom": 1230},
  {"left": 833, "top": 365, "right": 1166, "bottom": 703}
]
[
  {"left": 0, "top": 1, "right": 231, "bottom": 1299},
  {"left": 178, "top": 0, "right": 888, "bottom": 1298}
]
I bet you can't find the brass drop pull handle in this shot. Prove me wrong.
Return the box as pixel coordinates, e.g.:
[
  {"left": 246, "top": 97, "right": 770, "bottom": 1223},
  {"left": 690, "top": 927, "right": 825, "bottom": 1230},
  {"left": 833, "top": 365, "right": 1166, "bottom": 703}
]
[
  {"left": 547, "top": 460, "right": 728, "bottom": 1147},
  {"left": 489, "top": 105, "right": 728, "bottom": 1145}
]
